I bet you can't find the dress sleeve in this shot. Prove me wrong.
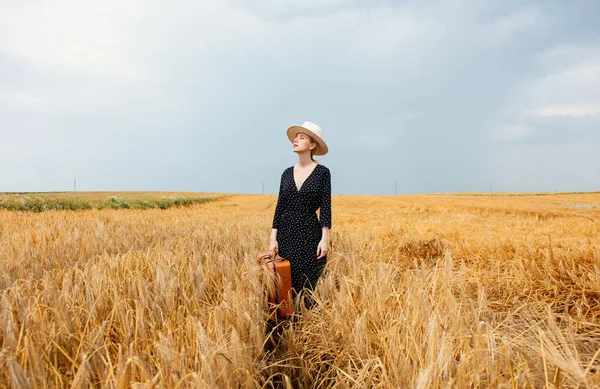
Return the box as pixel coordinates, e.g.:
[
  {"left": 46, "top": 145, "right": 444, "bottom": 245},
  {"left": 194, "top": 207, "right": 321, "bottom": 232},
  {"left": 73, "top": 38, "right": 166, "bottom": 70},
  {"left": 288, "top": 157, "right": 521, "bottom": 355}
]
[
  {"left": 272, "top": 171, "right": 286, "bottom": 229},
  {"left": 319, "top": 168, "right": 332, "bottom": 229}
]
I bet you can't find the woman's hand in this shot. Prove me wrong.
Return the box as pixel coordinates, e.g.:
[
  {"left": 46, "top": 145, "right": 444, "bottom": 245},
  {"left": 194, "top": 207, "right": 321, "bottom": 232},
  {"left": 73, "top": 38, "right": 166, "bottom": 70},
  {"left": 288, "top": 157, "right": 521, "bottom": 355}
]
[
  {"left": 269, "top": 239, "right": 279, "bottom": 259},
  {"left": 316, "top": 239, "right": 328, "bottom": 259}
]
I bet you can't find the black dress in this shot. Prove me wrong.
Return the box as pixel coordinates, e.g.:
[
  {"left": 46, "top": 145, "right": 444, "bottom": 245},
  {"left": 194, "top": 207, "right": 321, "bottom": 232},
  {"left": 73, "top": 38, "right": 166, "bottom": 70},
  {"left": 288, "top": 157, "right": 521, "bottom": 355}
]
[{"left": 272, "top": 163, "right": 332, "bottom": 297}]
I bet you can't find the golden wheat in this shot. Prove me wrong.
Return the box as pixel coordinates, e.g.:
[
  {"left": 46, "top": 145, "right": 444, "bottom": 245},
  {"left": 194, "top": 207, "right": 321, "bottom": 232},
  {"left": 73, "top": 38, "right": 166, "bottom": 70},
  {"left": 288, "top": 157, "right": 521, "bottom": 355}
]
[{"left": 0, "top": 193, "right": 599, "bottom": 388}]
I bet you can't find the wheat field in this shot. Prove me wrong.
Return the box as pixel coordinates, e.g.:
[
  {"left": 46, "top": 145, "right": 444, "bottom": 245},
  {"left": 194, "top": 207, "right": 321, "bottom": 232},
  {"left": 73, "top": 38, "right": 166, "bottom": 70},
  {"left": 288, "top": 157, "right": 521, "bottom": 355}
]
[{"left": 0, "top": 192, "right": 599, "bottom": 388}]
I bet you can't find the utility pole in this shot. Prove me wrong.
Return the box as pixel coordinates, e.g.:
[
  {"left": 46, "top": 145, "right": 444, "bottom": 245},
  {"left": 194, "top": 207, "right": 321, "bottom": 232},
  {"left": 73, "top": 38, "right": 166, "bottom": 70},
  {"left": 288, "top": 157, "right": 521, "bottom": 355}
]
[
  {"left": 262, "top": 183, "right": 264, "bottom": 195},
  {"left": 74, "top": 178, "right": 77, "bottom": 192},
  {"left": 395, "top": 181, "right": 398, "bottom": 195},
  {"left": 489, "top": 184, "right": 492, "bottom": 193}
]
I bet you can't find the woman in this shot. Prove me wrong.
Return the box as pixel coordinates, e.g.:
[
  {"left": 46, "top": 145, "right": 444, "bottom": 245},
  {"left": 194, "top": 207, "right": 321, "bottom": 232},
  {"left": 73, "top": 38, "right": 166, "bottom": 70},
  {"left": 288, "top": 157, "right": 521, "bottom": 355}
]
[{"left": 269, "top": 121, "right": 331, "bottom": 309}]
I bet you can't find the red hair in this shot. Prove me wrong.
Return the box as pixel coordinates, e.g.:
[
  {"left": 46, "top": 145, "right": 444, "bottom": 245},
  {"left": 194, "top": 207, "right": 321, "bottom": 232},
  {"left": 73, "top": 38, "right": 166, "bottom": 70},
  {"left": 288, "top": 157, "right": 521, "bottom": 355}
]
[{"left": 308, "top": 135, "right": 318, "bottom": 162}]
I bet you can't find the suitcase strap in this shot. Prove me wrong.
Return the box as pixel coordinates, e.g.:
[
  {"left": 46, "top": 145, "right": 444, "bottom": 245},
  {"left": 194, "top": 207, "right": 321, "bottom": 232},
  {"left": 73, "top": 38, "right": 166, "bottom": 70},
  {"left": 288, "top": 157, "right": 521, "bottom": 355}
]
[{"left": 271, "top": 263, "right": 279, "bottom": 304}]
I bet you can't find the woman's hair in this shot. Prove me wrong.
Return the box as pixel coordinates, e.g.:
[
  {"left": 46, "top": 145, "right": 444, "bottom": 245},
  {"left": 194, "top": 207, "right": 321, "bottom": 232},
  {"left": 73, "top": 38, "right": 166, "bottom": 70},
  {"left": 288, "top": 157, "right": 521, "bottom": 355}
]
[{"left": 308, "top": 135, "right": 319, "bottom": 162}]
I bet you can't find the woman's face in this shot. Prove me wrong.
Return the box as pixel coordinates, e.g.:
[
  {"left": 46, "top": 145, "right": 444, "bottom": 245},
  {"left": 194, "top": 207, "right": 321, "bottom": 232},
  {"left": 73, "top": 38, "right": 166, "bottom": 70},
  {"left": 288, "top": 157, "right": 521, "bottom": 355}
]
[{"left": 292, "top": 132, "right": 316, "bottom": 153}]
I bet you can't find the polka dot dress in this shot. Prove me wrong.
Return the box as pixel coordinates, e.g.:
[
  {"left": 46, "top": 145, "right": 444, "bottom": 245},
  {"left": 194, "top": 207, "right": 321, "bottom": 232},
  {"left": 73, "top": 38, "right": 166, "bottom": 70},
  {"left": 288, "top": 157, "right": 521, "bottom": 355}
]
[{"left": 272, "top": 163, "right": 332, "bottom": 297}]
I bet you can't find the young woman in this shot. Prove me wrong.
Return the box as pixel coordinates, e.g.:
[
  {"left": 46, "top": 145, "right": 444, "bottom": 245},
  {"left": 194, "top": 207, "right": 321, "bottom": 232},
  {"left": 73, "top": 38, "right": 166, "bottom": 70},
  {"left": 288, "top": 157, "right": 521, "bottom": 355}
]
[{"left": 269, "top": 121, "right": 331, "bottom": 309}]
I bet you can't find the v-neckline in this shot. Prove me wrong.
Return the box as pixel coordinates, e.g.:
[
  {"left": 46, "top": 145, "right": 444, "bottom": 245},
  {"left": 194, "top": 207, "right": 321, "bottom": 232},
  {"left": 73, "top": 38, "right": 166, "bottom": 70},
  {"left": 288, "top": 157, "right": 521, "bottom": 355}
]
[{"left": 293, "top": 163, "right": 319, "bottom": 193}]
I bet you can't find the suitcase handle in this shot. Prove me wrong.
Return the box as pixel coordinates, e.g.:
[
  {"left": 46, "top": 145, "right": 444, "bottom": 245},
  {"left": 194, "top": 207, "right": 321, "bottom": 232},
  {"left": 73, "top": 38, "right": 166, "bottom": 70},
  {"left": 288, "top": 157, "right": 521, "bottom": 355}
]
[{"left": 258, "top": 252, "right": 281, "bottom": 263}]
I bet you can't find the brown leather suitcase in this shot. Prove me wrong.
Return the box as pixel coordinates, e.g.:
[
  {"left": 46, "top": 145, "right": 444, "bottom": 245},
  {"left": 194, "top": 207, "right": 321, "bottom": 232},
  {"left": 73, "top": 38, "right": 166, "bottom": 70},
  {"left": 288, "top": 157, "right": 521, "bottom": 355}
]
[{"left": 257, "top": 252, "right": 294, "bottom": 319}]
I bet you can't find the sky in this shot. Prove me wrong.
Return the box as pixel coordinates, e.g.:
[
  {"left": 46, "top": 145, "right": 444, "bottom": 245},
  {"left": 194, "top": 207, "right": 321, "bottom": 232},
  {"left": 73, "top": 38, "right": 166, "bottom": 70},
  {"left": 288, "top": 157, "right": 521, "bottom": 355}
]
[{"left": 1, "top": 0, "right": 599, "bottom": 195}]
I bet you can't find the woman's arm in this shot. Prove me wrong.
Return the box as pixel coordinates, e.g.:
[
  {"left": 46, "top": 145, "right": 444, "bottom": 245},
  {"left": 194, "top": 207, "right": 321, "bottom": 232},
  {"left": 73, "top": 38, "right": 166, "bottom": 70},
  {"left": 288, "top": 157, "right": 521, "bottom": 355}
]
[
  {"left": 270, "top": 171, "right": 286, "bottom": 257},
  {"left": 321, "top": 226, "right": 329, "bottom": 242},
  {"left": 269, "top": 228, "right": 278, "bottom": 258},
  {"left": 319, "top": 168, "right": 332, "bottom": 229},
  {"left": 317, "top": 168, "right": 331, "bottom": 259},
  {"left": 272, "top": 171, "right": 286, "bottom": 230},
  {"left": 317, "top": 226, "right": 329, "bottom": 259}
]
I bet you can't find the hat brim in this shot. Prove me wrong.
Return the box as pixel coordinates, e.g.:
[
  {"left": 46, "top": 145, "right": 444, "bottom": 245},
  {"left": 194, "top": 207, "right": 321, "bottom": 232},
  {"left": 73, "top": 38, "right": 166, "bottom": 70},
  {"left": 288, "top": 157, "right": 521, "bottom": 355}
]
[{"left": 287, "top": 125, "right": 328, "bottom": 156}]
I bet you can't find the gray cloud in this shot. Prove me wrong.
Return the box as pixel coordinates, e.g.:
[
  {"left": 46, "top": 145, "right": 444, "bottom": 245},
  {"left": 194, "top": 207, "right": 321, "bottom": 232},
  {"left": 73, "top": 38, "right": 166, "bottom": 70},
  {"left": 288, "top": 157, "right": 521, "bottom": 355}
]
[{"left": 0, "top": 0, "right": 599, "bottom": 194}]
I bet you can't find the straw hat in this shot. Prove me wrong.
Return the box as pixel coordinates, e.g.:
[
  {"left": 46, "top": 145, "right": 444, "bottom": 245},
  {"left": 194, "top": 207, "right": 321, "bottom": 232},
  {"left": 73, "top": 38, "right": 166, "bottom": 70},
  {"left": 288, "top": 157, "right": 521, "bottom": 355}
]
[{"left": 286, "top": 121, "right": 328, "bottom": 156}]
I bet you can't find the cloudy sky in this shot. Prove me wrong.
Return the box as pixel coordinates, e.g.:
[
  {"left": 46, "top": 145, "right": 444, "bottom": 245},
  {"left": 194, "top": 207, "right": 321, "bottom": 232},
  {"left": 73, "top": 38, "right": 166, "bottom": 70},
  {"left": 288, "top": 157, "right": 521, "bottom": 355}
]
[{"left": 1, "top": 0, "right": 599, "bottom": 194}]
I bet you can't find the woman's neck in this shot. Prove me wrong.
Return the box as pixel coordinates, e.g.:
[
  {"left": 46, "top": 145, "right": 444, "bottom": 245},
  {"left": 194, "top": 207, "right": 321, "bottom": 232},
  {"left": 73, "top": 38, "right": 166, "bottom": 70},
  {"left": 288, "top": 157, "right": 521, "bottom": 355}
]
[{"left": 297, "top": 152, "right": 316, "bottom": 168}]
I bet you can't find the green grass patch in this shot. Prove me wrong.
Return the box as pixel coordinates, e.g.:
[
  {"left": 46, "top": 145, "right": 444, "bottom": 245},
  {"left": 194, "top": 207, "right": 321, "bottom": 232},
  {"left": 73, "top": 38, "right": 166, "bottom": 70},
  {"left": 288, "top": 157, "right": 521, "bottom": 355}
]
[{"left": 0, "top": 193, "right": 218, "bottom": 212}]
